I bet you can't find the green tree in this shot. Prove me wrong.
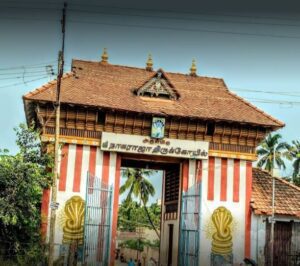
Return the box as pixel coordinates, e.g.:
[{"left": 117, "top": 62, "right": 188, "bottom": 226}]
[
  {"left": 0, "top": 124, "right": 53, "bottom": 264},
  {"left": 118, "top": 200, "right": 161, "bottom": 232},
  {"left": 148, "top": 203, "right": 161, "bottom": 229},
  {"left": 257, "top": 133, "right": 291, "bottom": 173},
  {"left": 118, "top": 200, "right": 141, "bottom": 232},
  {"left": 289, "top": 140, "right": 300, "bottom": 185},
  {"left": 120, "top": 168, "right": 160, "bottom": 237}
]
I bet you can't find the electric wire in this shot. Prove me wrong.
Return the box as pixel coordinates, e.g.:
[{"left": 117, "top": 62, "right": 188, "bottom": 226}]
[
  {"left": 245, "top": 97, "right": 300, "bottom": 105},
  {"left": 3, "top": 1, "right": 298, "bottom": 23},
  {"left": 3, "top": 5, "right": 300, "bottom": 28},
  {"left": 68, "top": 3, "right": 300, "bottom": 23},
  {"left": 0, "top": 61, "right": 57, "bottom": 71},
  {"left": 71, "top": 69, "right": 300, "bottom": 95},
  {"left": 0, "top": 74, "right": 55, "bottom": 81},
  {"left": 1, "top": 6, "right": 300, "bottom": 39},
  {"left": 0, "top": 69, "right": 56, "bottom": 76},
  {"left": 0, "top": 16, "right": 58, "bottom": 22},
  {"left": 0, "top": 76, "right": 49, "bottom": 88},
  {"left": 1, "top": 72, "right": 299, "bottom": 106},
  {"left": 0, "top": 5, "right": 298, "bottom": 105},
  {"left": 67, "top": 19, "right": 300, "bottom": 39},
  {"left": 233, "top": 88, "right": 300, "bottom": 95},
  {"left": 67, "top": 8, "right": 300, "bottom": 28}
]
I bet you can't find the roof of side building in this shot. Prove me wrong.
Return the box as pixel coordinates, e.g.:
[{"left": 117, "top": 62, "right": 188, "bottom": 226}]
[{"left": 252, "top": 168, "right": 300, "bottom": 218}]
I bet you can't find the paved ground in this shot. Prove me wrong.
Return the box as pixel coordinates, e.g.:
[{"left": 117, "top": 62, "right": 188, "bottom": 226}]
[{"left": 114, "top": 261, "right": 127, "bottom": 266}]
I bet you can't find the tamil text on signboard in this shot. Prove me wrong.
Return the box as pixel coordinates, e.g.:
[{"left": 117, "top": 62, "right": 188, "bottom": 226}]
[{"left": 101, "top": 132, "right": 209, "bottom": 159}]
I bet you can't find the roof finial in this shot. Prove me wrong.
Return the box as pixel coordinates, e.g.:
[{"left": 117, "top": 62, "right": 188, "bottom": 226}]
[
  {"left": 190, "top": 59, "right": 197, "bottom": 76},
  {"left": 101, "top": 48, "right": 108, "bottom": 63},
  {"left": 146, "top": 53, "right": 153, "bottom": 71}
]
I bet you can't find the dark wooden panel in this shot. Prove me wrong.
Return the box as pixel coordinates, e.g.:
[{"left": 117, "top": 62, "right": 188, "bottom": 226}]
[
  {"left": 36, "top": 103, "right": 267, "bottom": 153},
  {"left": 265, "top": 221, "right": 293, "bottom": 266},
  {"left": 164, "top": 165, "right": 180, "bottom": 214}
]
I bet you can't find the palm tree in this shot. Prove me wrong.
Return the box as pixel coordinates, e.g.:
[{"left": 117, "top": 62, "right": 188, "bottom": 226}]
[
  {"left": 257, "top": 133, "right": 291, "bottom": 173},
  {"left": 120, "top": 168, "right": 160, "bottom": 238},
  {"left": 289, "top": 140, "right": 300, "bottom": 185}
]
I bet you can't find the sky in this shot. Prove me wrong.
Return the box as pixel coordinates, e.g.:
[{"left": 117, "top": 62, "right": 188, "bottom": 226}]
[{"left": 0, "top": 0, "right": 300, "bottom": 177}]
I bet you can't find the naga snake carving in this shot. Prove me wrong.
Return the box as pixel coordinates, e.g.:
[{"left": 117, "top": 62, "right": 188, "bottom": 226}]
[
  {"left": 211, "top": 206, "right": 233, "bottom": 255},
  {"left": 62, "top": 196, "right": 85, "bottom": 244}
]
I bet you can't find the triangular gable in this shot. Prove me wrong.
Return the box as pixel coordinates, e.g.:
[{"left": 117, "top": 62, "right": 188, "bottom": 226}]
[{"left": 135, "top": 69, "right": 179, "bottom": 100}]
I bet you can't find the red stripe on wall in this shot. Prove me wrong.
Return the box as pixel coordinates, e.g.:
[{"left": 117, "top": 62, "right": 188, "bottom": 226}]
[
  {"left": 89, "top": 146, "right": 97, "bottom": 176},
  {"left": 102, "top": 152, "right": 110, "bottom": 185},
  {"left": 207, "top": 157, "right": 215, "bottom": 201},
  {"left": 58, "top": 144, "right": 69, "bottom": 191},
  {"left": 220, "top": 158, "right": 228, "bottom": 201},
  {"left": 195, "top": 160, "right": 202, "bottom": 227},
  {"left": 196, "top": 160, "right": 202, "bottom": 184},
  {"left": 233, "top": 159, "right": 240, "bottom": 202},
  {"left": 110, "top": 155, "right": 121, "bottom": 266},
  {"left": 182, "top": 160, "right": 189, "bottom": 192},
  {"left": 97, "top": 152, "right": 110, "bottom": 262},
  {"left": 88, "top": 146, "right": 97, "bottom": 194},
  {"left": 245, "top": 161, "right": 253, "bottom": 257},
  {"left": 40, "top": 189, "right": 50, "bottom": 239},
  {"left": 73, "top": 145, "right": 83, "bottom": 192}
]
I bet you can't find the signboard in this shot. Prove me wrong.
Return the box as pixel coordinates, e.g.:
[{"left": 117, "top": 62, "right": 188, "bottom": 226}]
[
  {"left": 101, "top": 132, "right": 209, "bottom": 159},
  {"left": 151, "top": 117, "right": 165, "bottom": 139}
]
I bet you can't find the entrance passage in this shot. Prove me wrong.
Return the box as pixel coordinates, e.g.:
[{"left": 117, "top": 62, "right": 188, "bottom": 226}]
[{"left": 115, "top": 157, "right": 181, "bottom": 266}]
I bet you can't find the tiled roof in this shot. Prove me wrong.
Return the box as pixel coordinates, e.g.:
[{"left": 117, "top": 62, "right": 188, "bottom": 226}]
[
  {"left": 23, "top": 59, "right": 284, "bottom": 128},
  {"left": 252, "top": 168, "right": 300, "bottom": 217}
]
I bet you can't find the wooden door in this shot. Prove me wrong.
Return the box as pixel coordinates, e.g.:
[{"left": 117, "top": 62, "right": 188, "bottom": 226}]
[{"left": 265, "top": 221, "right": 293, "bottom": 266}]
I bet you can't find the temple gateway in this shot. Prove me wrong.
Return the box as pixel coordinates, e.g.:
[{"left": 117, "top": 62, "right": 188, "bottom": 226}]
[{"left": 23, "top": 51, "right": 300, "bottom": 266}]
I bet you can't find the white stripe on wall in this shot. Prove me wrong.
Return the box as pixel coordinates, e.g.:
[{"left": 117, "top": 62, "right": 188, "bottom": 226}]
[
  {"left": 240, "top": 160, "right": 247, "bottom": 202},
  {"left": 80, "top": 145, "right": 90, "bottom": 196},
  {"left": 214, "top": 158, "right": 221, "bottom": 202},
  {"left": 65, "top": 144, "right": 76, "bottom": 193},
  {"left": 188, "top": 159, "right": 196, "bottom": 189},
  {"left": 95, "top": 147, "right": 103, "bottom": 178},
  {"left": 108, "top": 152, "right": 117, "bottom": 186},
  {"left": 227, "top": 159, "right": 234, "bottom": 202}
]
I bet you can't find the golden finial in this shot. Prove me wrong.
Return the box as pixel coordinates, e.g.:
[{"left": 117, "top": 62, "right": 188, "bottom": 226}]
[
  {"left": 190, "top": 59, "right": 197, "bottom": 76},
  {"left": 146, "top": 53, "right": 153, "bottom": 71},
  {"left": 101, "top": 48, "right": 108, "bottom": 63}
]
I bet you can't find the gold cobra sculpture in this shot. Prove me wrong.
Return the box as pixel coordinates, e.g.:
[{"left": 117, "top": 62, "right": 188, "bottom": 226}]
[
  {"left": 62, "top": 196, "right": 85, "bottom": 244},
  {"left": 211, "top": 206, "right": 233, "bottom": 255}
]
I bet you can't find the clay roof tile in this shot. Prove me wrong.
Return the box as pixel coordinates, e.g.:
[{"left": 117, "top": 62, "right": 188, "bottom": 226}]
[
  {"left": 23, "top": 59, "right": 284, "bottom": 128},
  {"left": 252, "top": 168, "right": 300, "bottom": 217}
]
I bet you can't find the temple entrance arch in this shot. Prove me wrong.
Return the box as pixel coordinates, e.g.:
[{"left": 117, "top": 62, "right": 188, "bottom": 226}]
[
  {"left": 119, "top": 155, "right": 182, "bottom": 266},
  {"left": 24, "top": 56, "right": 283, "bottom": 266},
  {"left": 82, "top": 149, "right": 204, "bottom": 266}
]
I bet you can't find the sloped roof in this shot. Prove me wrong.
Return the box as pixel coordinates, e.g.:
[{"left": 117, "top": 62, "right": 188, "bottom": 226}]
[
  {"left": 252, "top": 168, "right": 300, "bottom": 217},
  {"left": 23, "top": 59, "right": 284, "bottom": 129}
]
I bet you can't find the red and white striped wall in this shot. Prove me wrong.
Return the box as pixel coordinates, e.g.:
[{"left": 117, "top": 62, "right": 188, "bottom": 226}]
[
  {"left": 41, "top": 144, "right": 121, "bottom": 264},
  {"left": 180, "top": 158, "right": 252, "bottom": 265},
  {"left": 40, "top": 144, "right": 253, "bottom": 265}
]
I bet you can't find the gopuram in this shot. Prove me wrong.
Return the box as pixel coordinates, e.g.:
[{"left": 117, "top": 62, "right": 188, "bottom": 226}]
[{"left": 23, "top": 50, "right": 286, "bottom": 266}]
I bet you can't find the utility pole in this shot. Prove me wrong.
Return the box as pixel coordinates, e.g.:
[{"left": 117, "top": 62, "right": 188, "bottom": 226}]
[
  {"left": 270, "top": 146, "right": 276, "bottom": 266},
  {"left": 48, "top": 3, "right": 67, "bottom": 266}
]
